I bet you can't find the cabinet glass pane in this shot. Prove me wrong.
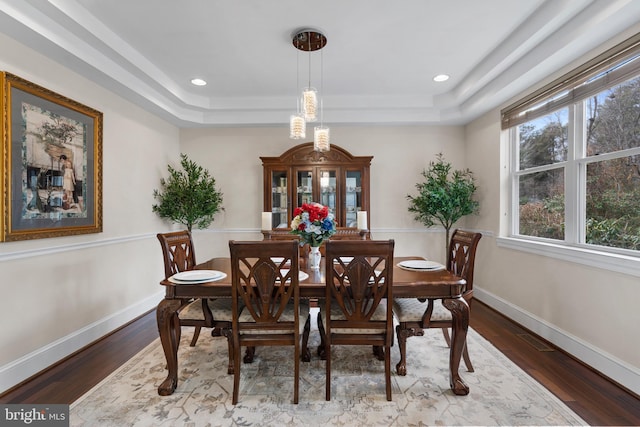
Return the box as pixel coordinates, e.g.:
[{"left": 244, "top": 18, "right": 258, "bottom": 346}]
[
  {"left": 271, "top": 170, "right": 288, "bottom": 228},
  {"left": 319, "top": 170, "right": 337, "bottom": 218},
  {"left": 345, "top": 170, "right": 362, "bottom": 227},
  {"left": 296, "top": 170, "right": 314, "bottom": 206}
]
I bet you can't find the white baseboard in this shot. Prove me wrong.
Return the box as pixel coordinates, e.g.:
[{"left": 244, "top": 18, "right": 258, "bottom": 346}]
[
  {"left": 475, "top": 287, "right": 640, "bottom": 396},
  {"left": 0, "top": 291, "right": 164, "bottom": 394}
]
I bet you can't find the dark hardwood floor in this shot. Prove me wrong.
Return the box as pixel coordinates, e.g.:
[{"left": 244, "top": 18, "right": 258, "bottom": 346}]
[{"left": 1, "top": 301, "right": 639, "bottom": 425}]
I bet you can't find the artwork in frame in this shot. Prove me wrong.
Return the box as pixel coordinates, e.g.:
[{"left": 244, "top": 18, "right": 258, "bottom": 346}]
[{"left": 0, "top": 72, "right": 103, "bottom": 241}]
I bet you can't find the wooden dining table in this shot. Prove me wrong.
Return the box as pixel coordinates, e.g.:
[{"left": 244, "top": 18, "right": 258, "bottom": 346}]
[{"left": 156, "top": 256, "right": 470, "bottom": 396}]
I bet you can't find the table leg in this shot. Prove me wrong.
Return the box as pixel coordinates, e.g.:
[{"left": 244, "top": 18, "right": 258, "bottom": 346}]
[
  {"left": 156, "top": 298, "right": 182, "bottom": 396},
  {"left": 443, "top": 296, "right": 470, "bottom": 396}
]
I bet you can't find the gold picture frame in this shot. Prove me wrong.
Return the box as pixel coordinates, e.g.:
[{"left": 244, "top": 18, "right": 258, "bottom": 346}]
[{"left": 1, "top": 72, "right": 103, "bottom": 241}]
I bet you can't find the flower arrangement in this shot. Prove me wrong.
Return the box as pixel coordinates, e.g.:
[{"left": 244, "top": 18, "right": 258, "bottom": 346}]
[{"left": 290, "top": 202, "right": 337, "bottom": 247}]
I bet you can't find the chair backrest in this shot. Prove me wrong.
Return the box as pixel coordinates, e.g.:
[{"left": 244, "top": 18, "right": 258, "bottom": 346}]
[
  {"left": 228, "top": 240, "right": 300, "bottom": 331},
  {"left": 157, "top": 230, "right": 196, "bottom": 279},
  {"left": 446, "top": 229, "right": 482, "bottom": 298},
  {"left": 324, "top": 240, "right": 394, "bottom": 332}
]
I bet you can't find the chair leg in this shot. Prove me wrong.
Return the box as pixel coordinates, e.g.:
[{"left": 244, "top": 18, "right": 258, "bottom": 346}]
[
  {"left": 325, "top": 338, "right": 331, "bottom": 401},
  {"left": 395, "top": 324, "right": 408, "bottom": 376},
  {"left": 442, "top": 327, "right": 452, "bottom": 347},
  {"left": 243, "top": 346, "right": 256, "bottom": 363},
  {"left": 372, "top": 345, "right": 385, "bottom": 361},
  {"left": 176, "top": 323, "right": 182, "bottom": 349},
  {"left": 232, "top": 337, "right": 241, "bottom": 405},
  {"left": 385, "top": 343, "right": 392, "bottom": 401},
  {"left": 462, "top": 341, "right": 474, "bottom": 372},
  {"left": 294, "top": 332, "right": 300, "bottom": 404},
  {"left": 189, "top": 326, "right": 202, "bottom": 347},
  {"left": 317, "top": 311, "right": 326, "bottom": 359},
  {"left": 301, "top": 314, "right": 311, "bottom": 362},
  {"left": 220, "top": 327, "right": 234, "bottom": 374}
]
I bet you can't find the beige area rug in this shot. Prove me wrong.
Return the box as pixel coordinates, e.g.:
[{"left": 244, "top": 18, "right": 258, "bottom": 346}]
[{"left": 71, "top": 312, "right": 587, "bottom": 427}]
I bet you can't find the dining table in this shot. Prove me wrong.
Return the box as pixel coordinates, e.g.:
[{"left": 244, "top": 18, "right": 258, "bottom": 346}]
[{"left": 156, "top": 256, "right": 470, "bottom": 397}]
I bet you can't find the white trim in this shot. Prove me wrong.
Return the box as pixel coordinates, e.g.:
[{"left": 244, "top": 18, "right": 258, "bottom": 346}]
[
  {"left": 0, "top": 291, "right": 164, "bottom": 394},
  {"left": 475, "top": 286, "right": 640, "bottom": 396},
  {"left": 0, "top": 233, "right": 155, "bottom": 262},
  {"left": 496, "top": 236, "right": 640, "bottom": 277},
  {"left": 0, "top": 229, "right": 261, "bottom": 262}
]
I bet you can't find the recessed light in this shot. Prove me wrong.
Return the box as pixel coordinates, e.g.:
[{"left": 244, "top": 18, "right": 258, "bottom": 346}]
[
  {"left": 191, "top": 78, "right": 207, "bottom": 86},
  {"left": 433, "top": 74, "right": 450, "bottom": 82}
]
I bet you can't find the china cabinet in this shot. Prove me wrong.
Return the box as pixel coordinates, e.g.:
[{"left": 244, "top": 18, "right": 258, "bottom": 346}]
[{"left": 261, "top": 143, "right": 372, "bottom": 234}]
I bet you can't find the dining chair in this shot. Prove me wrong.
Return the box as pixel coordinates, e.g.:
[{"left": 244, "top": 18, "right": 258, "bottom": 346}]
[
  {"left": 157, "top": 231, "right": 235, "bottom": 374},
  {"left": 393, "top": 229, "right": 482, "bottom": 375},
  {"left": 228, "top": 240, "right": 310, "bottom": 404},
  {"left": 260, "top": 226, "right": 370, "bottom": 345},
  {"left": 321, "top": 239, "right": 395, "bottom": 401}
]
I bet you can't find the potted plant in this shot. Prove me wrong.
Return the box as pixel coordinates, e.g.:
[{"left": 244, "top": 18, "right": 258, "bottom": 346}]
[
  {"left": 152, "top": 153, "right": 224, "bottom": 232},
  {"left": 407, "top": 153, "right": 479, "bottom": 254}
]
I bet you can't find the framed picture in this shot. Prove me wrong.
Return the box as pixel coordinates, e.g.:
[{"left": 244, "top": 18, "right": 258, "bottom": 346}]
[{"left": 1, "top": 72, "right": 103, "bottom": 241}]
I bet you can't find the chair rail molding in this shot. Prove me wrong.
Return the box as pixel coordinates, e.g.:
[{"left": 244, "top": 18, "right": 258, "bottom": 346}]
[{"left": 0, "top": 233, "right": 155, "bottom": 262}]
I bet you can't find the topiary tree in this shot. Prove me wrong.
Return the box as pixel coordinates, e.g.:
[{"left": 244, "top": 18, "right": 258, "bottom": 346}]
[
  {"left": 152, "top": 153, "right": 224, "bottom": 232},
  {"left": 407, "top": 153, "right": 479, "bottom": 254}
]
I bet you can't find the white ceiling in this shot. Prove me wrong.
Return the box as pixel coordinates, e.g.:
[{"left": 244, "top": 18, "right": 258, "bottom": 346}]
[{"left": 2, "top": 0, "right": 640, "bottom": 127}]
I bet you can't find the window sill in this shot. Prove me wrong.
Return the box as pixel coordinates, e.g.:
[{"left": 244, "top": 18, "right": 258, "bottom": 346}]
[{"left": 496, "top": 237, "right": 640, "bottom": 278}]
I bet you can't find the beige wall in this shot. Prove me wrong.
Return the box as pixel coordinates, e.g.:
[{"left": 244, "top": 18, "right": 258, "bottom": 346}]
[
  {"left": 0, "top": 33, "right": 179, "bottom": 391},
  {"left": 179, "top": 125, "right": 468, "bottom": 262},
  {"left": 465, "top": 107, "right": 640, "bottom": 393}
]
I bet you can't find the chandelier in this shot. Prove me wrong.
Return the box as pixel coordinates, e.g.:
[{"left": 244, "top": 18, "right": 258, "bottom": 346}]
[{"left": 290, "top": 28, "right": 330, "bottom": 152}]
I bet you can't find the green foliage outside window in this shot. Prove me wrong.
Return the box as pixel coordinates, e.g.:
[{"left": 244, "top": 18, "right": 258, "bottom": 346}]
[
  {"left": 152, "top": 154, "right": 224, "bottom": 232},
  {"left": 518, "top": 76, "right": 640, "bottom": 250}
]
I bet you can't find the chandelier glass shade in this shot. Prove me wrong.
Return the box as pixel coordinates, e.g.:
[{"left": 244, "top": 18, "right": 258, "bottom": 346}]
[
  {"left": 289, "top": 113, "right": 306, "bottom": 139},
  {"left": 314, "top": 126, "right": 330, "bottom": 152},
  {"left": 302, "top": 87, "right": 317, "bottom": 122}
]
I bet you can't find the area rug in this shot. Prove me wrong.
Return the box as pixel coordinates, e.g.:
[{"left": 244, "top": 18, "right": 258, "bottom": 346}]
[{"left": 70, "top": 311, "right": 587, "bottom": 426}]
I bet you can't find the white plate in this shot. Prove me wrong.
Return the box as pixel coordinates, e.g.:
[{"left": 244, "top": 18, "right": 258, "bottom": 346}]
[
  {"left": 333, "top": 256, "right": 354, "bottom": 264},
  {"left": 397, "top": 260, "right": 445, "bottom": 271},
  {"left": 168, "top": 270, "right": 227, "bottom": 284},
  {"left": 270, "top": 257, "right": 286, "bottom": 264}
]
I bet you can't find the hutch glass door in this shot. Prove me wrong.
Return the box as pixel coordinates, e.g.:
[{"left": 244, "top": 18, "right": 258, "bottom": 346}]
[
  {"left": 344, "top": 170, "right": 362, "bottom": 227},
  {"left": 319, "top": 169, "right": 337, "bottom": 218},
  {"left": 270, "top": 170, "right": 288, "bottom": 228}
]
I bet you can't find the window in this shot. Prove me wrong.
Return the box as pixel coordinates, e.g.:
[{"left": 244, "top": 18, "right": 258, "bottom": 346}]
[{"left": 503, "top": 34, "right": 640, "bottom": 255}]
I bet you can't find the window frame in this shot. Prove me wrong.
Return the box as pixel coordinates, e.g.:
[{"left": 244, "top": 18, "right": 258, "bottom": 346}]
[{"left": 501, "top": 33, "right": 640, "bottom": 277}]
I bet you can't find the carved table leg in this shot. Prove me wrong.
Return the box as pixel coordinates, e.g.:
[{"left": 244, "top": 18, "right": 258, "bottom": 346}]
[
  {"left": 156, "top": 299, "right": 182, "bottom": 395},
  {"left": 443, "top": 296, "right": 470, "bottom": 396}
]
